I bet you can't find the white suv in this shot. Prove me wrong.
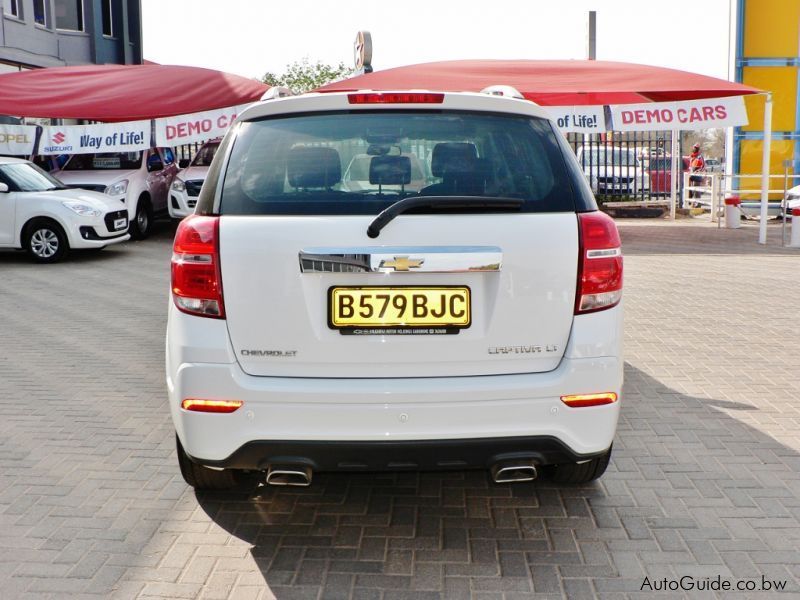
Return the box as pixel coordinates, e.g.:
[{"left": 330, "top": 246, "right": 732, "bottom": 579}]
[
  {"left": 166, "top": 91, "right": 624, "bottom": 490},
  {"left": 576, "top": 145, "right": 649, "bottom": 196},
  {"left": 54, "top": 147, "right": 179, "bottom": 239},
  {"left": 168, "top": 139, "right": 220, "bottom": 219}
]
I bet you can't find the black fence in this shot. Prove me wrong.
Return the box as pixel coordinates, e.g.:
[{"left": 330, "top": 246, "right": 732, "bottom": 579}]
[
  {"left": 567, "top": 131, "right": 682, "bottom": 202},
  {"left": 175, "top": 142, "right": 203, "bottom": 164}
]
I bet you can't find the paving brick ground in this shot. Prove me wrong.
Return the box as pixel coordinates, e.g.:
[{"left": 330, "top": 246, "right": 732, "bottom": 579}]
[{"left": 1, "top": 217, "right": 799, "bottom": 599}]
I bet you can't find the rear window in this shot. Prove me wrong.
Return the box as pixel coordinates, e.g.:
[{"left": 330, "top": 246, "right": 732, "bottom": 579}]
[
  {"left": 216, "top": 111, "right": 578, "bottom": 215},
  {"left": 191, "top": 142, "right": 219, "bottom": 167},
  {"left": 649, "top": 158, "right": 671, "bottom": 169}
]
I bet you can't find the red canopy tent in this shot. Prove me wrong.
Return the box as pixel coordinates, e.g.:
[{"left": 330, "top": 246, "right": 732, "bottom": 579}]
[
  {"left": 0, "top": 64, "right": 268, "bottom": 122},
  {"left": 316, "top": 59, "right": 759, "bottom": 105},
  {"left": 318, "top": 60, "right": 774, "bottom": 242}
]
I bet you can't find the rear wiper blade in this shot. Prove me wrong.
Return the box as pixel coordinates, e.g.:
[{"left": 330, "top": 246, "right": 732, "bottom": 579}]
[{"left": 366, "top": 195, "right": 523, "bottom": 238}]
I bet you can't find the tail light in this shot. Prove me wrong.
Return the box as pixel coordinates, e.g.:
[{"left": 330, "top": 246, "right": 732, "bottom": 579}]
[
  {"left": 575, "top": 211, "right": 623, "bottom": 314},
  {"left": 171, "top": 215, "right": 225, "bottom": 318},
  {"left": 347, "top": 92, "right": 445, "bottom": 104}
]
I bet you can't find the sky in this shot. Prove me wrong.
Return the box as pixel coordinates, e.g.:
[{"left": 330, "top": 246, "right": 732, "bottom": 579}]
[{"left": 141, "top": 0, "right": 733, "bottom": 82}]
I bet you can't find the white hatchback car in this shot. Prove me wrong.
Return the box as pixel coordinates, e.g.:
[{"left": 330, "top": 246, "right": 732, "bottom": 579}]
[
  {"left": 0, "top": 157, "right": 129, "bottom": 262},
  {"left": 166, "top": 90, "right": 624, "bottom": 490},
  {"left": 168, "top": 139, "right": 220, "bottom": 219}
]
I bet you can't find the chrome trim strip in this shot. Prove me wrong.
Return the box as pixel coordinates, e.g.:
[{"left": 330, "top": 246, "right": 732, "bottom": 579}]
[{"left": 299, "top": 246, "right": 502, "bottom": 273}]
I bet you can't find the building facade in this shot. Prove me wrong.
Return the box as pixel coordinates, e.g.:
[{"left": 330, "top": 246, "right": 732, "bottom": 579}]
[
  {"left": 733, "top": 0, "right": 799, "bottom": 190},
  {"left": 0, "top": 0, "right": 141, "bottom": 72}
]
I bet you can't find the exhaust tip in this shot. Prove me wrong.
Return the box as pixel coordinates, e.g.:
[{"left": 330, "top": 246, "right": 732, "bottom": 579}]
[
  {"left": 266, "top": 465, "right": 312, "bottom": 487},
  {"left": 491, "top": 460, "right": 537, "bottom": 484}
]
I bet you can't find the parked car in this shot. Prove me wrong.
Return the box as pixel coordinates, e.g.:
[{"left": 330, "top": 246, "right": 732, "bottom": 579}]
[
  {"left": 786, "top": 184, "right": 800, "bottom": 218},
  {"left": 167, "top": 90, "right": 624, "bottom": 490},
  {"left": 169, "top": 139, "right": 220, "bottom": 219},
  {"left": 53, "top": 147, "right": 179, "bottom": 239},
  {"left": 576, "top": 145, "right": 649, "bottom": 196},
  {"left": 704, "top": 158, "right": 724, "bottom": 173},
  {"left": 0, "top": 157, "right": 129, "bottom": 262},
  {"left": 647, "top": 156, "right": 690, "bottom": 195}
]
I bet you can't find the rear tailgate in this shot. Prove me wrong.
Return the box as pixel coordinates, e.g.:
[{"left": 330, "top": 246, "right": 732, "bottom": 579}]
[{"left": 221, "top": 213, "right": 578, "bottom": 378}]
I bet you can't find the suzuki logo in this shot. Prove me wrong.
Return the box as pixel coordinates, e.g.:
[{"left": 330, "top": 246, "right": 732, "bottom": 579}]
[
  {"left": 52, "top": 132, "right": 66, "bottom": 144},
  {"left": 380, "top": 256, "right": 424, "bottom": 271}
]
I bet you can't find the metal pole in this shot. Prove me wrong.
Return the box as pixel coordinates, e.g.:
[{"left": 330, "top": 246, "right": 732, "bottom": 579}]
[
  {"left": 669, "top": 129, "right": 678, "bottom": 220},
  {"left": 759, "top": 92, "right": 773, "bottom": 244},
  {"left": 587, "top": 12, "right": 597, "bottom": 60},
  {"left": 782, "top": 161, "right": 789, "bottom": 246},
  {"left": 712, "top": 174, "right": 720, "bottom": 226}
]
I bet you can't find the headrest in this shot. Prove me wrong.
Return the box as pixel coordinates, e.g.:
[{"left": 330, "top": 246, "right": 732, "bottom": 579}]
[
  {"left": 431, "top": 143, "right": 478, "bottom": 177},
  {"left": 369, "top": 155, "right": 412, "bottom": 186},
  {"left": 287, "top": 146, "right": 341, "bottom": 189}
]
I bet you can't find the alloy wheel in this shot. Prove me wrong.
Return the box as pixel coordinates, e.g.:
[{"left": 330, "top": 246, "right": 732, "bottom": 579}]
[{"left": 30, "top": 228, "right": 59, "bottom": 258}]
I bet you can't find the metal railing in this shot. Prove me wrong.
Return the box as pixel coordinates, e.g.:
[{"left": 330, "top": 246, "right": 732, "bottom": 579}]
[{"left": 681, "top": 171, "right": 799, "bottom": 246}]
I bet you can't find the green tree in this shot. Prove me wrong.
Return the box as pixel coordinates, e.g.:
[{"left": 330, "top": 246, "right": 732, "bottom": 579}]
[{"left": 262, "top": 58, "right": 353, "bottom": 94}]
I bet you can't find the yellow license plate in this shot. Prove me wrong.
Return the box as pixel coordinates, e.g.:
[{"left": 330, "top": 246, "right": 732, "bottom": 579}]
[{"left": 329, "top": 286, "right": 471, "bottom": 333}]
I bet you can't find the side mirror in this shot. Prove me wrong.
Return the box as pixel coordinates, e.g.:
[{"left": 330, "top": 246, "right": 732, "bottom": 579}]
[
  {"left": 178, "top": 158, "right": 190, "bottom": 169},
  {"left": 0, "top": 182, "right": 8, "bottom": 193},
  {"left": 147, "top": 158, "right": 164, "bottom": 173}
]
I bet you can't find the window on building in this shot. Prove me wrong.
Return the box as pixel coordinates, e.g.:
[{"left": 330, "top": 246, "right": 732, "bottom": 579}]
[
  {"left": 101, "top": 0, "right": 113, "bottom": 36},
  {"left": 33, "top": 0, "right": 48, "bottom": 27},
  {"left": 3, "top": 0, "right": 20, "bottom": 19},
  {"left": 55, "top": 0, "right": 83, "bottom": 31}
]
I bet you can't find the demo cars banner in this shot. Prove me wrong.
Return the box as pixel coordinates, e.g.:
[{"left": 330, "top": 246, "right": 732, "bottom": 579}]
[
  {"left": 609, "top": 96, "right": 748, "bottom": 132},
  {"left": 40, "top": 121, "right": 151, "bottom": 155},
  {"left": 0, "top": 124, "right": 37, "bottom": 155},
  {"left": 154, "top": 104, "right": 250, "bottom": 146},
  {"left": 544, "top": 106, "right": 607, "bottom": 133}
]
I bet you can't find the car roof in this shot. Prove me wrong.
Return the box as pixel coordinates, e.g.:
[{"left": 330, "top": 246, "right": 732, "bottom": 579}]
[
  {"left": 0, "top": 156, "right": 30, "bottom": 165},
  {"left": 237, "top": 90, "right": 552, "bottom": 123}
]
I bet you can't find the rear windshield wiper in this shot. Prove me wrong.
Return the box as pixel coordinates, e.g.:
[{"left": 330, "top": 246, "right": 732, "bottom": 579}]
[{"left": 366, "top": 195, "right": 524, "bottom": 238}]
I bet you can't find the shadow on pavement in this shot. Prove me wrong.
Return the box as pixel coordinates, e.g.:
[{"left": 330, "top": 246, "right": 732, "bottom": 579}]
[{"left": 194, "top": 364, "right": 800, "bottom": 597}]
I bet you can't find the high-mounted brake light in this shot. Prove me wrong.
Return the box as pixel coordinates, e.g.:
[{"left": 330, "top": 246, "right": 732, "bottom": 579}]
[
  {"left": 560, "top": 393, "right": 618, "bottom": 408},
  {"left": 171, "top": 215, "right": 225, "bottom": 319},
  {"left": 181, "top": 398, "right": 243, "bottom": 413},
  {"left": 575, "top": 211, "right": 623, "bottom": 314},
  {"left": 347, "top": 92, "right": 445, "bottom": 104}
]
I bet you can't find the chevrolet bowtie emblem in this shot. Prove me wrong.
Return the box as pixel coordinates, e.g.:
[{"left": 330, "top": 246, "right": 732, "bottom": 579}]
[{"left": 380, "top": 256, "right": 424, "bottom": 271}]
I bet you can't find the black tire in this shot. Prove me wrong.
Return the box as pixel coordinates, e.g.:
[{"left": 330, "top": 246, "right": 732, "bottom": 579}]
[
  {"left": 129, "top": 197, "right": 153, "bottom": 240},
  {"left": 550, "top": 446, "right": 612, "bottom": 484},
  {"left": 176, "top": 434, "right": 244, "bottom": 490},
  {"left": 24, "top": 218, "right": 68, "bottom": 263}
]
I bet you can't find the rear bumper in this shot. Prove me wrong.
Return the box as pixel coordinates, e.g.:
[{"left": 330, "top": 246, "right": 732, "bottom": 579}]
[
  {"left": 168, "top": 354, "right": 622, "bottom": 469},
  {"left": 190, "top": 436, "right": 607, "bottom": 471}
]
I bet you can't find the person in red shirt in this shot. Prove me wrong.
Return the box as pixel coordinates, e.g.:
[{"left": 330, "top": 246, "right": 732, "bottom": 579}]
[{"left": 688, "top": 143, "right": 706, "bottom": 199}]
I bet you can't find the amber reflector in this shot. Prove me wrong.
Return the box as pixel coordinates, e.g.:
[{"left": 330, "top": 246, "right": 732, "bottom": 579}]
[
  {"left": 181, "top": 398, "right": 243, "bottom": 413},
  {"left": 560, "top": 393, "right": 618, "bottom": 408}
]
